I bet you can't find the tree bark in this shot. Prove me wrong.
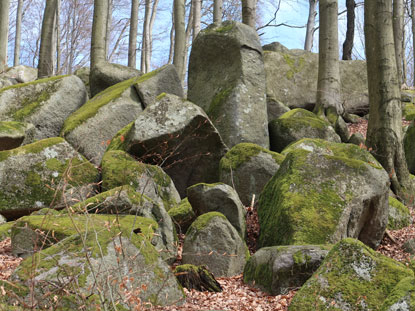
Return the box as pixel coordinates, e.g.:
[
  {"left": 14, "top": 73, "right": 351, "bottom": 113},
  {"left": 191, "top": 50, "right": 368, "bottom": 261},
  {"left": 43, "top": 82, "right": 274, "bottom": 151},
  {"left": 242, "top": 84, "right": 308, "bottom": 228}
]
[
  {"left": 0, "top": 0, "right": 10, "bottom": 72},
  {"left": 314, "top": 0, "right": 343, "bottom": 119},
  {"left": 128, "top": 0, "right": 139, "bottom": 68},
  {"left": 105, "top": 0, "right": 113, "bottom": 61},
  {"left": 365, "top": 0, "right": 413, "bottom": 201},
  {"left": 38, "top": 0, "right": 58, "bottom": 78},
  {"left": 148, "top": 0, "right": 160, "bottom": 71},
  {"left": 141, "top": 0, "right": 151, "bottom": 73},
  {"left": 173, "top": 0, "right": 186, "bottom": 82},
  {"left": 91, "top": 0, "right": 108, "bottom": 69},
  {"left": 13, "top": 0, "right": 23, "bottom": 67},
  {"left": 213, "top": 0, "right": 222, "bottom": 25},
  {"left": 193, "top": 0, "right": 201, "bottom": 38},
  {"left": 304, "top": 0, "right": 318, "bottom": 51},
  {"left": 242, "top": 0, "right": 256, "bottom": 27},
  {"left": 393, "top": 0, "right": 404, "bottom": 86},
  {"left": 56, "top": 0, "right": 61, "bottom": 74},
  {"left": 412, "top": 0, "right": 415, "bottom": 86},
  {"left": 342, "top": 0, "right": 355, "bottom": 60}
]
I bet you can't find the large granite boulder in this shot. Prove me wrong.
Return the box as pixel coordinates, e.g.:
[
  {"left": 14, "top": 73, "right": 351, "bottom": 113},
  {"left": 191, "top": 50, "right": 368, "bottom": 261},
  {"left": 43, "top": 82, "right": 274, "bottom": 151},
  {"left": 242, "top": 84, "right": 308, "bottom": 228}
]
[
  {"left": 8, "top": 214, "right": 184, "bottom": 308},
  {"left": 188, "top": 21, "right": 269, "bottom": 149},
  {"left": 258, "top": 139, "right": 390, "bottom": 249},
  {"left": 244, "top": 245, "right": 330, "bottom": 295},
  {"left": 404, "top": 123, "right": 415, "bottom": 174},
  {"left": 2, "top": 65, "right": 37, "bottom": 83},
  {"left": 219, "top": 143, "right": 284, "bottom": 206},
  {"left": 107, "top": 93, "right": 228, "bottom": 197},
  {"left": 269, "top": 108, "right": 341, "bottom": 152},
  {"left": 388, "top": 196, "right": 411, "bottom": 230},
  {"left": 74, "top": 67, "right": 91, "bottom": 98},
  {"left": 187, "top": 182, "right": 246, "bottom": 237},
  {"left": 289, "top": 238, "right": 414, "bottom": 310},
  {"left": 0, "top": 121, "right": 34, "bottom": 150},
  {"left": 263, "top": 42, "right": 369, "bottom": 115},
  {"left": 182, "top": 212, "right": 249, "bottom": 277},
  {"left": 0, "top": 138, "right": 98, "bottom": 218},
  {"left": 0, "top": 75, "right": 87, "bottom": 140}
]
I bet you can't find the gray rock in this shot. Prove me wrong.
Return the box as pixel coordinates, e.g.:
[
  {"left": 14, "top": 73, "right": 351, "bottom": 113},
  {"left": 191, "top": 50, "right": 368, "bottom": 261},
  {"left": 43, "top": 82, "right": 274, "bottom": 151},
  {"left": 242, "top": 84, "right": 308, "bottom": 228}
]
[
  {"left": 348, "top": 132, "right": 366, "bottom": 146},
  {"left": 269, "top": 108, "right": 341, "bottom": 153},
  {"left": 404, "top": 239, "right": 415, "bottom": 254},
  {"left": 187, "top": 182, "right": 246, "bottom": 237},
  {"left": 267, "top": 96, "right": 290, "bottom": 121},
  {"left": 388, "top": 196, "right": 411, "bottom": 230},
  {"left": 3, "top": 65, "right": 37, "bottom": 83},
  {"left": 182, "top": 212, "right": 248, "bottom": 277},
  {"left": 74, "top": 66, "right": 91, "bottom": 98},
  {"left": 334, "top": 115, "right": 350, "bottom": 142},
  {"left": 0, "top": 77, "right": 16, "bottom": 89},
  {"left": 244, "top": 245, "right": 330, "bottom": 295},
  {"left": 404, "top": 123, "right": 415, "bottom": 174},
  {"left": 0, "top": 75, "right": 87, "bottom": 140},
  {"left": 108, "top": 93, "right": 228, "bottom": 197},
  {"left": 0, "top": 121, "right": 35, "bottom": 150},
  {"left": 219, "top": 143, "right": 284, "bottom": 206},
  {"left": 188, "top": 21, "right": 269, "bottom": 149}
]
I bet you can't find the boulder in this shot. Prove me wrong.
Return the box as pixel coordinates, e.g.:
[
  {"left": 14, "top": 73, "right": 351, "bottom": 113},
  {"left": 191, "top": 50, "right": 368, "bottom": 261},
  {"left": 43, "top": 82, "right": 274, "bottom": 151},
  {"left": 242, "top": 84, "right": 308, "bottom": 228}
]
[
  {"left": 168, "top": 198, "right": 196, "bottom": 234},
  {"left": 219, "top": 143, "right": 284, "bottom": 206},
  {"left": 0, "top": 77, "right": 16, "bottom": 89},
  {"left": 107, "top": 93, "right": 228, "bottom": 197},
  {"left": 263, "top": 42, "right": 369, "bottom": 115},
  {"left": 188, "top": 21, "right": 269, "bottom": 149},
  {"left": 0, "top": 121, "right": 34, "bottom": 151},
  {"left": 348, "top": 132, "right": 366, "bottom": 146},
  {"left": 9, "top": 214, "right": 184, "bottom": 308},
  {"left": 289, "top": 238, "right": 414, "bottom": 310},
  {"left": 0, "top": 75, "right": 87, "bottom": 140},
  {"left": 404, "top": 123, "right": 415, "bottom": 174},
  {"left": 388, "top": 196, "right": 411, "bottom": 230},
  {"left": 0, "top": 138, "right": 98, "bottom": 218},
  {"left": 74, "top": 67, "right": 91, "bottom": 98},
  {"left": 267, "top": 97, "right": 290, "bottom": 121},
  {"left": 403, "top": 240, "right": 415, "bottom": 254},
  {"left": 187, "top": 182, "right": 246, "bottom": 237},
  {"left": 258, "top": 139, "right": 390, "bottom": 249},
  {"left": 244, "top": 245, "right": 330, "bottom": 295},
  {"left": 269, "top": 108, "right": 341, "bottom": 153},
  {"left": 334, "top": 115, "right": 350, "bottom": 142},
  {"left": 89, "top": 62, "right": 142, "bottom": 97},
  {"left": 182, "top": 212, "right": 248, "bottom": 277},
  {"left": 2, "top": 65, "right": 37, "bottom": 83},
  {"left": 381, "top": 277, "right": 415, "bottom": 310}
]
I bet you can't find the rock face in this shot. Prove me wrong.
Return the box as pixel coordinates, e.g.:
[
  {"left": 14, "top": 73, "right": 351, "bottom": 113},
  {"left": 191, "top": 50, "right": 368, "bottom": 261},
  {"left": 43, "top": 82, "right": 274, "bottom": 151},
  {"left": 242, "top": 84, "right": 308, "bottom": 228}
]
[
  {"left": 74, "top": 67, "right": 91, "bottom": 98},
  {"left": 381, "top": 277, "right": 415, "bottom": 310},
  {"left": 263, "top": 42, "right": 369, "bottom": 115},
  {"left": 0, "top": 75, "right": 87, "bottom": 140},
  {"left": 388, "top": 196, "right": 412, "bottom": 230},
  {"left": 258, "top": 139, "right": 390, "bottom": 249},
  {"left": 0, "top": 138, "right": 98, "bottom": 218},
  {"left": 182, "top": 212, "right": 248, "bottom": 277},
  {"left": 404, "top": 123, "right": 415, "bottom": 174},
  {"left": 219, "top": 143, "right": 284, "bottom": 206},
  {"left": 187, "top": 182, "right": 246, "bottom": 237},
  {"left": 188, "top": 21, "right": 269, "bottom": 149},
  {"left": 9, "top": 214, "right": 184, "bottom": 308},
  {"left": 244, "top": 245, "right": 330, "bottom": 295},
  {"left": 0, "top": 121, "right": 34, "bottom": 150},
  {"left": 269, "top": 108, "right": 341, "bottom": 153},
  {"left": 289, "top": 238, "right": 413, "bottom": 310},
  {"left": 2, "top": 65, "right": 38, "bottom": 83},
  {"left": 108, "top": 93, "right": 228, "bottom": 197},
  {"left": 168, "top": 198, "right": 196, "bottom": 234}
]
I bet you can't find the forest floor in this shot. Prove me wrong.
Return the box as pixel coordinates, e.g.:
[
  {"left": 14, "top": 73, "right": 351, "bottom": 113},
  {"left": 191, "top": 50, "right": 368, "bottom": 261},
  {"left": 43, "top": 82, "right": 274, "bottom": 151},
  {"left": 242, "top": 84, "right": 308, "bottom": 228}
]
[{"left": 0, "top": 119, "right": 414, "bottom": 311}]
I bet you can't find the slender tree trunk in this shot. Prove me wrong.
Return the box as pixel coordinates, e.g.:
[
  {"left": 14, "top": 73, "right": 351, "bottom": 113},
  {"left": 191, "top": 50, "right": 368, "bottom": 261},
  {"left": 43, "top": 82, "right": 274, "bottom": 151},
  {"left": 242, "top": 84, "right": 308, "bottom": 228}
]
[
  {"left": 342, "top": 0, "right": 355, "bottom": 60},
  {"left": 128, "top": 0, "right": 139, "bottom": 68},
  {"left": 91, "top": 0, "right": 108, "bottom": 69},
  {"left": 56, "top": 0, "right": 61, "bottom": 74},
  {"left": 38, "top": 0, "right": 58, "bottom": 78},
  {"left": 393, "top": 0, "right": 404, "bottom": 86},
  {"left": 141, "top": 0, "right": 151, "bottom": 73},
  {"left": 148, "top": 0, "right": 160, "bottom": 71},
  {"left": 412, "top": 0, "right": 415, "bottom": 86},
  {"left": 105, "top": 0, "right": 113, "bottom": 61},
  {"left": 402, "top": 25, "right": 407, "bottom": 85},
  {"left": 0, "top": 0, "right": 10, "bottom": 72},
  {"left": 193, "top": 0, "right": 201, "bottom": 38},
  {"left": 173, "top": 0, "right": 186, "bottom": 82},
  {"left": 68, "top": 0, "right": 77, "bottom": 74},
  {"left": 213, "top": 0, "right": 222, "bottom": 25},
  {"left": 182, "top": 3, "right": 194, "bottom": 80},
  {"left": 304, "top": 0, "right": 318, "bottom": 51},
  {"left": 13, "top": 0, "right": 23, "bottom": 67},
  {"left": 314, "top": 0, "right": 343, "bottom": 119},
  {"left": 242, "top": 0, "right": 256, "bottom": 27},
  {"left": 168, "top": 7, "right": 175, "bottom": 64},
  {"left": 365, "top": 0, "right": 413, "bottom": 201}
]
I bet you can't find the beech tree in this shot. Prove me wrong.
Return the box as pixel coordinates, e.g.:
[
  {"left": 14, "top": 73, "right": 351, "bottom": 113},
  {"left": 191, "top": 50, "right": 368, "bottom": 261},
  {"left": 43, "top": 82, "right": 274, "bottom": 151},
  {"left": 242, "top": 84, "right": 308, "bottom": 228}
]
[
  {"left": 0, "top": 0, "right": 10, "bottom": 72},
  {"left": 91, "top": 0, "right": 108, "bottom": 69},
  {"left": 242, "top": 0, "right": 256, "bottom": 27},
  {"left": 214, "top": 0, "right": 223, "bottom": 24},
  {"left": 393, "top": 0, "right": 404, "bottom": 86},
  {"left": 38, "top": 0, "right": 58, "bottom": 78},
  {"left": 128, "top": 0, "right": 139, "bottom": 68},
  {"left": 304, "top": 0, "right": 318, "bottom": 51},
  {"left": 173, "top": 0, "right": 186, "bottom": 81},
  {"left": 193, "top": 0, "right": 201, "bottom": 38},
  {"left": 13, "top": 0, "right": 23, "bottom": 66},
  {"left": 342, "top": 0, "right": 355, "bottom": 60}
]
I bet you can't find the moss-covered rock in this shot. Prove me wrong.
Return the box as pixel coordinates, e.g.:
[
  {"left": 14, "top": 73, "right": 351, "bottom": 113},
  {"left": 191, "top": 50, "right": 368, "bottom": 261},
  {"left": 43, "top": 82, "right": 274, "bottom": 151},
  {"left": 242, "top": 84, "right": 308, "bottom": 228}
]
[
  {"left": 269, "top": 108, "right": 341, "bottom": 152},
  {"left": 404, "top": 123, "right": 415, "bottom": 174},
  {"left": 388, "top": 197, "right": 411, "bottom": 230},
  {"left": 381, "top": 276, "right": 415, "bottom": 310},
  {"left": 288, "top": 238, "right": 414, "bottom": 310},
  {"left": 219, "top": 143, "right": 284, "bottom": 206},
  {"left": 0, "top": 138, "right": 98, "bottom": 217},
  {"left": 403, "top": 102, "right": 415, "bottom": 121},
  {"left": 2, "top": 65, "right": 37, "bottom": 83},
  {"left": 168, "top": 198, "right": 196, "bottom": 233},
  {"left": 175, "top": 264, "right": 222, "bottom": 292},
  {"left": 0, "top": 121, "right": 34, "bottom": 151}
]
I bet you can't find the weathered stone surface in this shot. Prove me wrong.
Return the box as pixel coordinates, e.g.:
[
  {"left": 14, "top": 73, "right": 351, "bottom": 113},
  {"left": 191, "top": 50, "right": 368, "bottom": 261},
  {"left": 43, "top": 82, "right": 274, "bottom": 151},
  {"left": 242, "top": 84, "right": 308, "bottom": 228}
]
[
  {"left": 0, "top": 138, "right": 98, "bottom": 217},
  {"left": 348, "top": 132, "right": 365, "bottom": 146},
  {"left": 263, "top": 42, "right": 369, "bottom": 115},
  {"left": 244, "top": 245, "right": 330, "bottom": 295},
  {"left": 219, "top": 143, "right": 284, "bottom": 206},
  {"left": 403, "top": 239, "right": 415, "bottom": 254},
  {"left": 168, "top": 198, "right": 196, "bottom": 234},
  {"left": 0, "top": 77, "right": 16, "bottom": 89},
  {"left": 9, "top": 214, "right": 184, "bottom": 308},
  {"left": 107, "top": 93, "right": 228, "bottom": 197},
  {"left": 74, "top": 66, "right": 91, "bottom": 98},
  {"left": 187, "top": 182, "right": 246, "bottom": 237},
  {"left": 267, "top": 97, "right": 290, "bottom": 121},
  {"left": 381, "top": 276, "right": 415, "bottom": 311},
  {"left": 388, "top": 197, "right": 412, "bottom": 230},
  {"left": 3, "top": 65, "right": 38, "bottom": 83},
  {"left": 269, "top": 108, "right": 341, "bottom": 153},
  {"left": 0, "top": 121, "right": 34, "bottom": 150},
  {"left": 134, "top": 64, "right": 183, "bottom": 108},
  {"left": 289, "top": 239, "right": 413, "bottom": 310},
  {"left": 89, "top": 62, "right": 142, "bottom": 97},
  {"left": 188, "top": 21, "right": 269, "bottom": 149},
  {"left": 334, "top": 115, "right": 350, "bottom": 142},
  {"left": 259, "top": 139, "right": 390, "bottom": 249},
  {"left": 0, "top": 75, "right": 87, "bottom": 140},
  {"left": 182, "top": 212, "right": 248, "bottom": 277},
  {"left": 404, "top": 123, "right": 415, "bottom": 174}
]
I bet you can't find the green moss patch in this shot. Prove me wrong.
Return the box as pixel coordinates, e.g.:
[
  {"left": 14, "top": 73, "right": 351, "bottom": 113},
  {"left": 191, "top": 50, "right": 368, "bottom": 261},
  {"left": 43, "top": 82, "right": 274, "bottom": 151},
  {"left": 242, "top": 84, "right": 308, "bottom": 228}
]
[
  {"left": 106, "top": 121, "right": 134, "bottom": 152},
  {"left": 207, "top": 87, "right": 233, "bottom": 121},
  {"left": 186, "top": 212, "right": 226, "bottom": 236},
  {"left": 168, "top": 198, "right": 196, "bottom": 233},
  {"left": 0, "top": 121, "right": 27, "bottom": 135},
  {"left": 404, "top": 103, "right": 415, "bottom": 121},
  {"left": 388, "top": 196, "right": 411, "bottom": 230},
  {"left": 283, "top": 53, "right": 305, "bottom": 80},
  {"left": 0, "top": 137, "right": 63, "bottom": 162}
]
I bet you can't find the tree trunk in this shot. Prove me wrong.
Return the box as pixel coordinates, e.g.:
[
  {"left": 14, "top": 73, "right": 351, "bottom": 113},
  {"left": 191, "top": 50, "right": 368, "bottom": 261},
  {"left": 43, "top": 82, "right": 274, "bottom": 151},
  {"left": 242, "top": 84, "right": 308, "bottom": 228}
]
[
  {"left": 56, "top": 0, "right": 61, "bottom": 74},
  {"left": 105, "top": 0, "right": 113, "bottom": 61},
  {"left": 91, "top": 0, "right": 108, "bottom": 69},
  {"left": 141, "top": 0, "right": 151, "bottom": 73},
  {"left": 193, "top": 0, "right": 201, "bottom": 38},
  {"left": 412, "top": 0, "right": 415, "bottom": 86},
  {"left": 38, "top": 0, "right": 57, "bottom": 78},
  {"left": 213, "top": 0, "right": 222, "bottom": 25},
  {"left": 402, "top": 25, "right": 407, "bottom": 85},
  {"left": 342, "top": 0, "right": 355, "bottom": 60},
  {"left": 173, "top": 0, "right": 186, "bottom": 82},
  {"left": 314, "top": 0, "right": 343, "bottom": 119},
  {"left": 304, "top": 0, "right": 318, "bottom": 51},
  {"left": 13, "top": 0, "right": 23, "bottom": 67},
  {"left": 0, "top": 0, "right": 10, "bottom": 72},
  {"left": 393, "top": 0, "right": 404, "bottom": 86},
  {"left": 128, "top": 0, "right": 139, "bottom": 68},
  {"left": 365, "top": 0, "right": 413, "bottom": 201},
  {"left": 148, "top": 0, "right": 160, "bottom": 71},
  {"left": 242, "top": 0, "right": 256, "bottom": 27},
  {"left": 168, "top": 7, "right": 174, "bottom": 64}
]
